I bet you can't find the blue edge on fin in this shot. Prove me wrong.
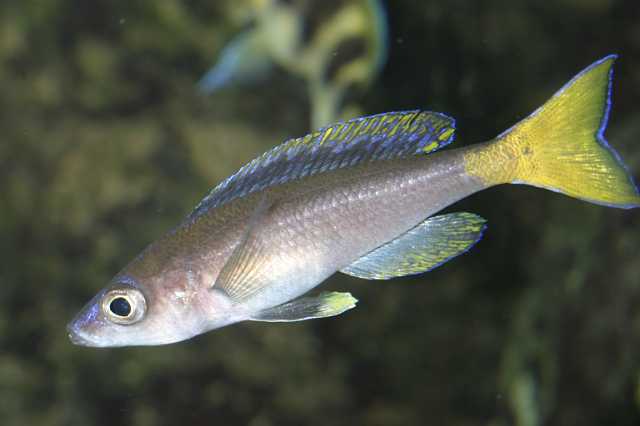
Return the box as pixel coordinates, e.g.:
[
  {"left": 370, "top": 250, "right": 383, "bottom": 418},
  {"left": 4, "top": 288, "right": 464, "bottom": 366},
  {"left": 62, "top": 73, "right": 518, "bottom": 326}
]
[
  {"left": 423, "top": 221, "right": 488, "bottom": 274},
  {"left": 498, "top": 54, "right": 639, "bottom": 209},
  {"left": 188, "top": 109, "right": 458, "bottom": 219},
  {"left": 565, "top": 54, "right": 640, "bottom": 208},
  {"left": 592, "top": 54, "right": 640, "bottom": 207}
]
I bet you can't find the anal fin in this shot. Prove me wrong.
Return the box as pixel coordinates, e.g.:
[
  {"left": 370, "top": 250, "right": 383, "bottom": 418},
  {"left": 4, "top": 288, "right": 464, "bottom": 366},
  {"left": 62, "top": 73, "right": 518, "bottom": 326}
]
[
  {"left": 340, "top": 212, "right": 487, "bottom": 280},
  {"left": 249, "top": 292, "right": 357, "bottom": 322}
]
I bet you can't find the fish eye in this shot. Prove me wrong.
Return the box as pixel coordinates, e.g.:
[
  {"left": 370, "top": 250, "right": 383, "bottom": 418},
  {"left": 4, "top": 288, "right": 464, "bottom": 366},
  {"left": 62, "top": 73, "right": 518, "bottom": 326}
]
[
  {"left": 101, "top": 287, "right": 146, "bottom": 325},
  {"left": 109, "top": 297, "right": 131, "bottom": 317}
]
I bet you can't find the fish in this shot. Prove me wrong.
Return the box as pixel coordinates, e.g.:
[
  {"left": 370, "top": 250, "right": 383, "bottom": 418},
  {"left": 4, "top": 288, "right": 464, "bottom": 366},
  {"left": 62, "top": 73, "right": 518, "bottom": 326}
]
[
  {"left": 197, "top": 0, "right": 388, "bottom": 128},
  {"left": 68, "top": 55, "right": 639, "bottom": 347}
]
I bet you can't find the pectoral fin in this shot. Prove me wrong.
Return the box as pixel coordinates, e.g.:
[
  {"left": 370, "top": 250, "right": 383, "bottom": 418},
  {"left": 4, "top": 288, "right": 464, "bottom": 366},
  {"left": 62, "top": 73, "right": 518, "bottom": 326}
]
[
  {"left": 340, "top": 212, "right": 487, "bottom": 280},
  {"left": 249, "top": 292, "right": 357, "bottom": 322},
  {"left": 213, "top": 197, "right": 274, "bottom": 302}
]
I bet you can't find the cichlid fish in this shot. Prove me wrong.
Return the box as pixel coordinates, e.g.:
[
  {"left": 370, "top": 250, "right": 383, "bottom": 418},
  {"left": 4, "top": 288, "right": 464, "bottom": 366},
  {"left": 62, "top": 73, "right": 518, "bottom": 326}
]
[
  {"left": 197, "top": 0, "right": 388, "bottom": 128},
  {"left": 68, "top": 56, "right": 639, "bottom": 347}
]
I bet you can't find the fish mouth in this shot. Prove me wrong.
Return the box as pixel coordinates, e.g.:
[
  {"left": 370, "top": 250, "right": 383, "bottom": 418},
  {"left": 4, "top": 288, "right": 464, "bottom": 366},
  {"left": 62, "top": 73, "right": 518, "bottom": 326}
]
[{"left": 66, "top": 322, "right": 100, "bottom": 347}]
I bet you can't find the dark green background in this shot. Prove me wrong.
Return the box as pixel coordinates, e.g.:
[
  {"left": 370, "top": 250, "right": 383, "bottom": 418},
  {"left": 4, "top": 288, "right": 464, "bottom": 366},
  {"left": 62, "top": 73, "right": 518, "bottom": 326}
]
[{"left": 2, "top": 1, "right": 640, "bottom": 425}]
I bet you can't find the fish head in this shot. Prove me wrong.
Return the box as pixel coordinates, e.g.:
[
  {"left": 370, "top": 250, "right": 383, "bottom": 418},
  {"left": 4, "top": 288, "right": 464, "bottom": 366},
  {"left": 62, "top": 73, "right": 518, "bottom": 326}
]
[{"left": 67, "top": 270, "right": 232, "bottom": 347}]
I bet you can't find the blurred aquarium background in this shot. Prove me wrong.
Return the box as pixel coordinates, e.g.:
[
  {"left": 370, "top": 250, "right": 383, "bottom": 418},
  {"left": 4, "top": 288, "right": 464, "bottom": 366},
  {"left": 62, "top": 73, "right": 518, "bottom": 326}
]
[{"left": 2, "top": 0, "right": 640, "bottom": 425}]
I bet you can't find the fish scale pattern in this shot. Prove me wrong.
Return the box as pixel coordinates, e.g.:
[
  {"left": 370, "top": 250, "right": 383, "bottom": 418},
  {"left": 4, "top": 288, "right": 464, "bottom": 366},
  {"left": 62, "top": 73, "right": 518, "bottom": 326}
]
[{"left": 190, "top": 110, "right": 456, "bottom": 218}]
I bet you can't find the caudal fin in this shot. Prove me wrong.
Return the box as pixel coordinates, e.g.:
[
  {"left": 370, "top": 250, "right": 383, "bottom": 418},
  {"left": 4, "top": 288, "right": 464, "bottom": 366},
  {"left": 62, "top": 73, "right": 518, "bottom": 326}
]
[{"left": 469, "top": 55, "right": 640, "bottom": 209}]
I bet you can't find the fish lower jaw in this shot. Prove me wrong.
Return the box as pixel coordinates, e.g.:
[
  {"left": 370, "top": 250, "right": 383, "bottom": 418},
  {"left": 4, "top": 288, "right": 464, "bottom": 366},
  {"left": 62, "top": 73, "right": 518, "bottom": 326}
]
[
  {"left": 67, "top": 324, "right": 113, "bottom": 348},
  {"left": 67, "top": 329, "right": 97, "bottom": 347}
]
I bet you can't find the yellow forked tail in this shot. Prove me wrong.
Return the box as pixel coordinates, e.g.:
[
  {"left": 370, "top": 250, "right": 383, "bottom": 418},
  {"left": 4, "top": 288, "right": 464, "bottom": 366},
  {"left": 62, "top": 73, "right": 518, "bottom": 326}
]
[{"left": 466, "top": 55, "right": 640, "bottom": 209}]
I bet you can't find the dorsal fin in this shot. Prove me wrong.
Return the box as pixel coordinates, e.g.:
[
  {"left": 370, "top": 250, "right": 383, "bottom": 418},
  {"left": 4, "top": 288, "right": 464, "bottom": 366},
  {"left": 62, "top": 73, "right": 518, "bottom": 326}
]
[{"left": 190, "top": 110, "right": 456, "bottom": 218}]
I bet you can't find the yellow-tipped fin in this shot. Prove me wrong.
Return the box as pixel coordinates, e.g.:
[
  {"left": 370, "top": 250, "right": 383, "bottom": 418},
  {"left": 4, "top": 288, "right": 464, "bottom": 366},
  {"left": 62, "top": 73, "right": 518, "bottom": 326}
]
[
  {"left": 249, "top": 292, "right": 357, "bottom": 322},
  {"left": 466, "top": 55, "right": 640, "bottom": 209}
]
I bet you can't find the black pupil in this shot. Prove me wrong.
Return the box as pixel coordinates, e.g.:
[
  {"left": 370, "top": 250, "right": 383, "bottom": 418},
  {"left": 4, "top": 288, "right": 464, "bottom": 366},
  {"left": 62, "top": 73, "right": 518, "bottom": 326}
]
[{"left": 110, "top": 297, "right": 132, "bottom": 317}]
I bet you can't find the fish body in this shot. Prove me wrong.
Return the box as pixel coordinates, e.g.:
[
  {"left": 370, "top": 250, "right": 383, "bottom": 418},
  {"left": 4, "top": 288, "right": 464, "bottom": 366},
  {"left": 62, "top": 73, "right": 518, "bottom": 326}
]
[
  {"left": 69, "top": 56, "right": 639, "bottom": 347},
  {"left": 198, "top": 0, "right": 388, "bottom": 128},
  {"left": 180, "top": 150, "right": 482, "bottom": 310}
]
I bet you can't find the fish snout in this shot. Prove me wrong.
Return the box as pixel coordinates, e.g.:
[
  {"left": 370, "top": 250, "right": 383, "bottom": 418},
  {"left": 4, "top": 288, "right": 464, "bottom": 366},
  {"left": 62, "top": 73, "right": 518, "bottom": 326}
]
[{"left": 66, "top": 321, "right": 99, "bottom": 347}]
